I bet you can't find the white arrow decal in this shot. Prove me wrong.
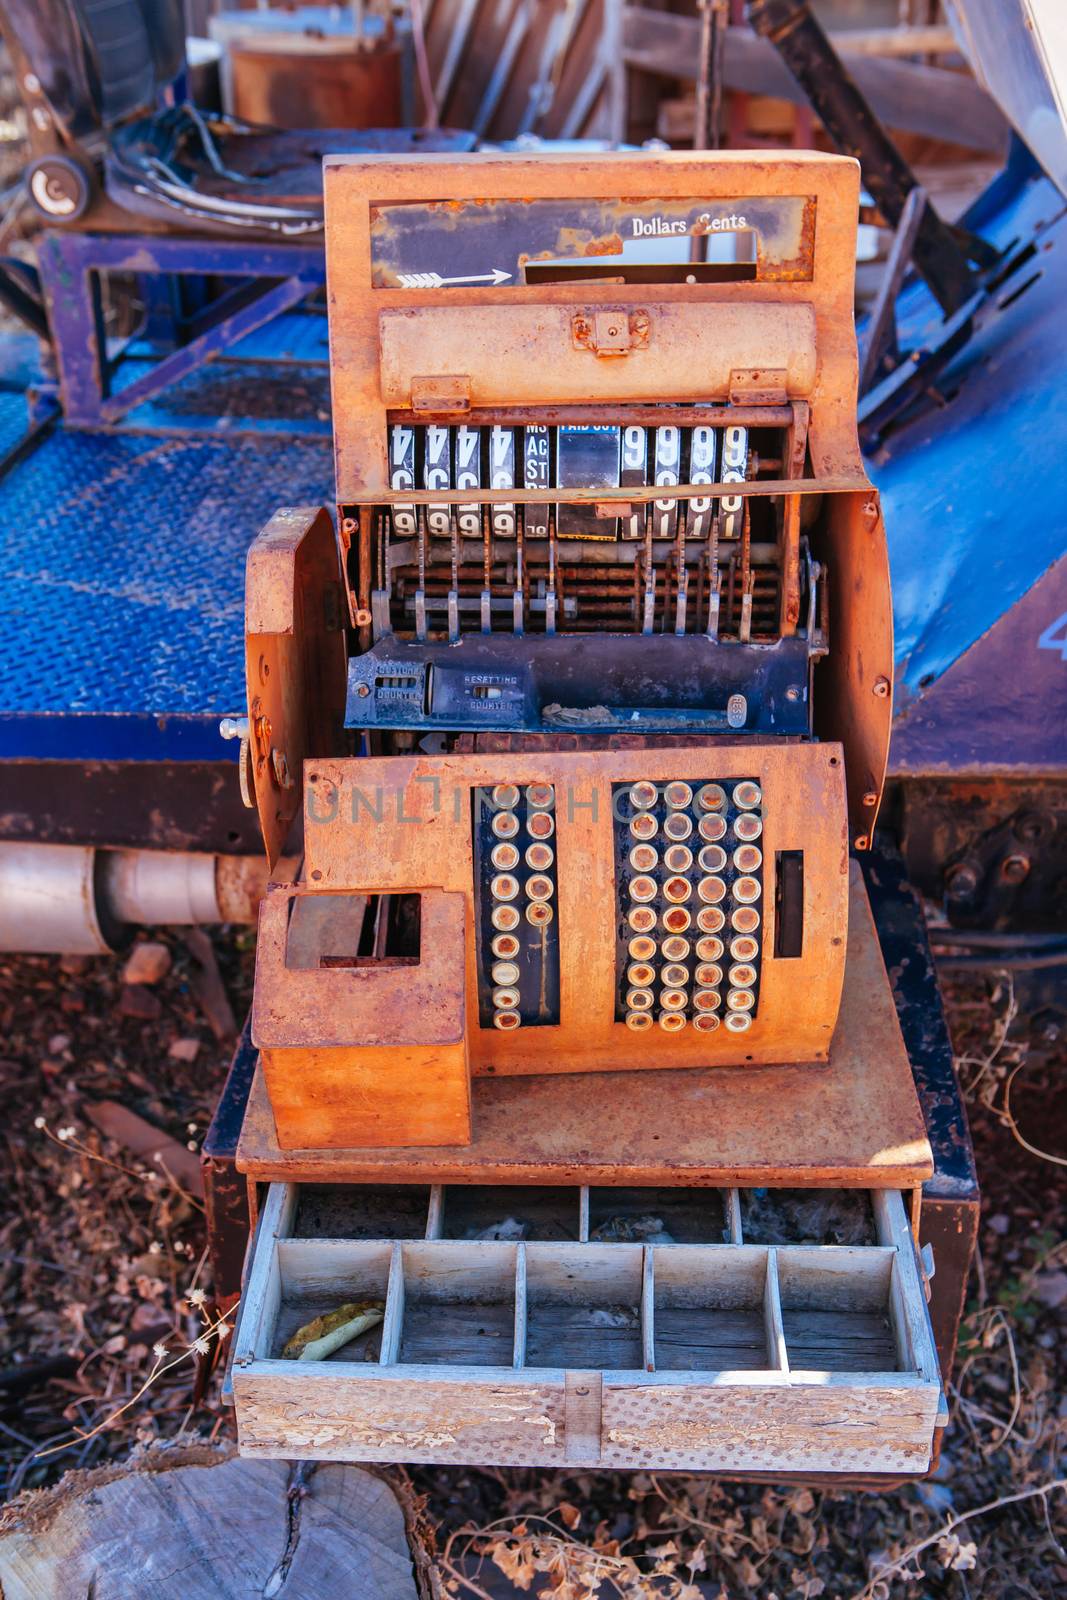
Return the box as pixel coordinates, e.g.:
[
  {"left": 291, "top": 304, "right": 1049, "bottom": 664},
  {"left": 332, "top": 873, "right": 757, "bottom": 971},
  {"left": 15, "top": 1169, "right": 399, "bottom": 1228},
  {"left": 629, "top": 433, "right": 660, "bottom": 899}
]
[{"left": 396, "top": 267, "right": 513, "bottom": 289}]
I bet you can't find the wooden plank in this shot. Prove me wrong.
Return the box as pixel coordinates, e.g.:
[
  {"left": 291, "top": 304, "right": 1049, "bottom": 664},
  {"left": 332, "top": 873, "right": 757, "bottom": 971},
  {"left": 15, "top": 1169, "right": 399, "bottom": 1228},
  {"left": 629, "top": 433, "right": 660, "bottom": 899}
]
[
  {"left": 236, "top": 1364, "right": 570, "bottom": 1465},
  {"left": 872, "top": 1189, "right": 941, "bottom": 1385},
  {"left": 232, "top": 1183, "right": 297, "bottom": 1369},
  {"left": 775, "top": 1244, "right": 894, "bottom": 1312},
  {"left": 277, "top": 1238, "right": 396, "bottom": 1304},
  {"left": 598, "top": 1375, "right": 939, "bottom": 1473},
  {"left": 238, "top": 864, "right": 933, "bottom": 1188},
  {"left": 621, "top": 13, "right": 1008, "bottom": 153},
  {"left": 234, "top": 1358, "right": 936, "bottom": 1471}
]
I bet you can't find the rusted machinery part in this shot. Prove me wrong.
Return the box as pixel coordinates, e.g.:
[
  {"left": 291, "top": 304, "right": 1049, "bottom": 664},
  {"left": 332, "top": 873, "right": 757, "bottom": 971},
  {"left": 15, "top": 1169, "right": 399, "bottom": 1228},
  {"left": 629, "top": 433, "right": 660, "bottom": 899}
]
[{"left": 0, "top": 843, "right": 295, "bottom": 953}]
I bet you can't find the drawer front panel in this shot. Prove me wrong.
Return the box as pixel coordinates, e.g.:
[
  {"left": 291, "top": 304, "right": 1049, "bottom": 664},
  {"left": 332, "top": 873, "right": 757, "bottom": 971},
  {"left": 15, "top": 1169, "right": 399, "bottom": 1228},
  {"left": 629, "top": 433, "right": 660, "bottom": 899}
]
[{"left": 235, "top": 1368, "right": 567, "bottom": 1466}]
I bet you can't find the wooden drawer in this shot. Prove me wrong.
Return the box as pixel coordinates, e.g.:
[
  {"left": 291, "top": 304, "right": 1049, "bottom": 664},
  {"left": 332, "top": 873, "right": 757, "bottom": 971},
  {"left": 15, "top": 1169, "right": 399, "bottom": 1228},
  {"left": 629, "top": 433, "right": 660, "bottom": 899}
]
[{"left": 230, "top": 1182, "right": 943, "bottom": 1476}]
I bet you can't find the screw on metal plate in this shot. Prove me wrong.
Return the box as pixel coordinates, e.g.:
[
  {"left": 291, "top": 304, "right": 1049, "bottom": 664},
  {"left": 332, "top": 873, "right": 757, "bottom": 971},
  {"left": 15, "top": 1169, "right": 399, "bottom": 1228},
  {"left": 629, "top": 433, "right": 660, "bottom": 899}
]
[{"left": 726, "top": 694, "right": 747, "bottom": 729}]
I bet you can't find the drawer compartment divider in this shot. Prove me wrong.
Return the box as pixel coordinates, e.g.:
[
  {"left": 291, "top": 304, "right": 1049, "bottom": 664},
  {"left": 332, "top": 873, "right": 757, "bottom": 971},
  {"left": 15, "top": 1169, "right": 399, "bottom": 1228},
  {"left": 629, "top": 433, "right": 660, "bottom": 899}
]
[
  {"left": 763, "top": 1247, "right": 789, "bottom": 1374},
  {"left": 379, "top": 1241, "right": 405, "bottom": 1365},
  {"left": 641, "top": 1247, "right": 656, "bottom": 1373},
  {"left": 514, "top": 1242, "right": 528, "bottom": 1369}
]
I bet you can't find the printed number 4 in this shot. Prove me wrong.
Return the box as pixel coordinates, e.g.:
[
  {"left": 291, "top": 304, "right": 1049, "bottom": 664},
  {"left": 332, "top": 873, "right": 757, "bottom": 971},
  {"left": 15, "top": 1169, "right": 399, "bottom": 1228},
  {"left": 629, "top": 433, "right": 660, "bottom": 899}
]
[{"left": 1037, "top": 610, "right": 1067, "bottom": 661}]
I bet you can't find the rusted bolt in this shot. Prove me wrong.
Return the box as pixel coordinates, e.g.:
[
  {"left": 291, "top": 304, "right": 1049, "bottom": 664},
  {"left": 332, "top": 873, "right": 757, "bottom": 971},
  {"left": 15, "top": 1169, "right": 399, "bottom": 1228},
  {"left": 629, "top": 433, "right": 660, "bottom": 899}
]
[
  {"left": 271, "top": 749, "right": 292, "bottom": 789},
  {"left": 873, "top": 676, "right": 891, "bottom": 698},
  {"left": 862, "top": 791, "right": 878, "bottom": 806},
  {"left": 785, "top": 685, "right": 802, "bottom": 702},
  {"left": 342, "top": 517, "right": 357, "bottom": 533},
  {"left": 356, "top": 681, "right": 371, "bottom": 697},
  {"left": 1000, "top": 853, "right": 1031, "bottom": 885},
  {"left": 945, "top": 861, "right": 980, "bottom": 901},
  {"left": 854, "top": 835, "right": 869, "bottom": 849},
  {"left": 355, "top": 607, "right": 373, "bottom": 627}
]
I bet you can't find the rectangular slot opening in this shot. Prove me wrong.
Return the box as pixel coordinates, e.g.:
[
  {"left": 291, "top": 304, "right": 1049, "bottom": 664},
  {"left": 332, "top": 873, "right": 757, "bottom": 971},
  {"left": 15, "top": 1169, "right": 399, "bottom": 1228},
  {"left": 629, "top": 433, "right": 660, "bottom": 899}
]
[
  {"left": 285, "top": 893, "right": 370, "bottom": 971},
  {"left": 441, "top": 1187, "right": 581, "bottom": 1242},
  {"left": 397, "top": 1242, "right": 517, "bottom": 1368},
  {"left": 284, "top": 891, "right": 422, "bottom": 970},
  {"left": 271, "top": 1240, "right": 392, "bottom": 1364},
  {"left": 776, "top": 1248, "right": 900, "bottom": 1372},
  {"left": 587, "top": 1187, "right": 729, "bottom": 1245},
  {"left": 523, "top": 262, "right": 758, "bottom": 285},
  {"left": 739, "top": 1188, "right": 876, "bottom": 1247},
  {"left": 524, "top": 231, "right": 758, "bottom": 286},
  {"left": 774, "top": 851, "right": 804, "bottom": 958},
  {"left": 524, "top": 1244, "right": 644, "bottom": 1370},
  {"left": 292, "top": 1184, "right": 433, "bottom": 1241},
  {"left": 653, "top": 1246, "right": 775, "bottom": 1372}
]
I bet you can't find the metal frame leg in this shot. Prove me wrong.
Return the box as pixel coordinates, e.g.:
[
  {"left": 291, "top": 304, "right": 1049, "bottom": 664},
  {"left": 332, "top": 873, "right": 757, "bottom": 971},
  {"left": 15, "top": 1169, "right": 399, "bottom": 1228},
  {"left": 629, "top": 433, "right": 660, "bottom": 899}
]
[{"left": 35, "top": 231, "right": 325, "bottom": 430}]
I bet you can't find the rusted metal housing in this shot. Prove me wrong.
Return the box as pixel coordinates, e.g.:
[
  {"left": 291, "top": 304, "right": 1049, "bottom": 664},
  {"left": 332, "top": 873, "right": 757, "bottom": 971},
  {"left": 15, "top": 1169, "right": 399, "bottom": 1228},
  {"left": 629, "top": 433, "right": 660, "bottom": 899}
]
[{"left": 241, "top": 152, "right": 896, "bottom": 1146}]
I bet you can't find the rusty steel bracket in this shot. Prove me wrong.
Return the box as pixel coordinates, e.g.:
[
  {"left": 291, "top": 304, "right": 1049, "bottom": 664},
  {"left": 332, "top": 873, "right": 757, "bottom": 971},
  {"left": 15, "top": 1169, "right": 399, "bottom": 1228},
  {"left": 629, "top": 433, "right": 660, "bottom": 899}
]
[{"left": 571, "top": 308, "right": 651, "bottom": 355}]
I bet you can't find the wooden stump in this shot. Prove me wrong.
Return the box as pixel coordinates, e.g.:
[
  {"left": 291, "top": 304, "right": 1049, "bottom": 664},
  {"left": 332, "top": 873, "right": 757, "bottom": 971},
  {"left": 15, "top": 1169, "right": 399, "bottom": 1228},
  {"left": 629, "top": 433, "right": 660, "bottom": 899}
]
[{"left": 0, "top": 1445, "right": 420, "bottom": 1599}]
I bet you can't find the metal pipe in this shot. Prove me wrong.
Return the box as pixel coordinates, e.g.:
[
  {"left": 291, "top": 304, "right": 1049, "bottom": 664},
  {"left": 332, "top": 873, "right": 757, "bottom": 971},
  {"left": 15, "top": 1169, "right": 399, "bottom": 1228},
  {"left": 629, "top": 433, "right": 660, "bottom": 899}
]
[
  {"left": 102, "top": 850, "right": 220, "bottom": 927},
  {"left": 0, "top": 844, "right": 285, "bottom": 954},
  {"left": 0, "top": 844, "right": 112, "bottom": 954}
]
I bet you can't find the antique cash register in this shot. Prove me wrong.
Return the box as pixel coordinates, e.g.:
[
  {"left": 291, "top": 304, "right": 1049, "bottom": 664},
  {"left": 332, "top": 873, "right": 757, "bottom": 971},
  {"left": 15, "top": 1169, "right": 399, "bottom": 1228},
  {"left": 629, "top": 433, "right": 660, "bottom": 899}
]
[{"left": 228, "top": 152, "right": 943, "bottom": 1479}]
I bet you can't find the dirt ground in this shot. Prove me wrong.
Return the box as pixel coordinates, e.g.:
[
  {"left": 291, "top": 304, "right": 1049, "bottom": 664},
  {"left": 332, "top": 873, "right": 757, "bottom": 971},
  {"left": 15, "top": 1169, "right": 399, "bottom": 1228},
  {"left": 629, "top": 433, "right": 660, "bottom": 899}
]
[{"left": 0, "top": 932, "right": 1063, "bottom": 1598}]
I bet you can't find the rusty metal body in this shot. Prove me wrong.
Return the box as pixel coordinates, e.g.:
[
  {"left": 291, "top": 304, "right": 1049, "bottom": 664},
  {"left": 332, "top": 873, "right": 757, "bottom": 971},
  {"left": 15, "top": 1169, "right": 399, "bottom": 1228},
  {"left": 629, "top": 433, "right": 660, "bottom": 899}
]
[{"left": 242, "top": 151, "right": 897, "bottom": 1150}]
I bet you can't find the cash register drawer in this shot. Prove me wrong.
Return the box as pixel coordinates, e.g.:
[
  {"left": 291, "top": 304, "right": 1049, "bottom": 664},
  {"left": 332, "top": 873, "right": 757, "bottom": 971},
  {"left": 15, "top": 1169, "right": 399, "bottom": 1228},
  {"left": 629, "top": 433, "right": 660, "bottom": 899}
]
[{"left": 230, "top": 1181, "right": 942, "bottom": 1476}]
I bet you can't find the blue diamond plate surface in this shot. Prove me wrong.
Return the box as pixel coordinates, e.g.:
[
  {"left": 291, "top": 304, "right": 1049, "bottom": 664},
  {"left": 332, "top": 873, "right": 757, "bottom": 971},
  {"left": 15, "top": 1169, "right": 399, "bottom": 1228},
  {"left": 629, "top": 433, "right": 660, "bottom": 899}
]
[
  {"left": 110, "top": 357, "right": 332, "bottom": 435},
  {"left": 0, "top": 391, "right": 29, "bottom": 457},
  {"left": 0, "top": 417, "right": 333, "bottom": 758}
]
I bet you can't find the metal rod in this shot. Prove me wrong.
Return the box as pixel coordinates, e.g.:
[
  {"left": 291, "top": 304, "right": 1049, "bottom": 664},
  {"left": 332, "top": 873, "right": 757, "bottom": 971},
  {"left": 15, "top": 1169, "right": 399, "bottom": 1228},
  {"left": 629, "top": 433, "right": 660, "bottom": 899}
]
[
  {"left": 694, "top": 0, "right": 729, "bottom": 150},
  {"left": 859, "top": 183, "right": 927, "bottom": 392},
  {"left": 415, "top": 507, "right": 428, "bottom": 641},
  {"left": 391, "top": 404, "right": 794, "bottom": 428},
  {"left": 346, "top": 473, "right": 869, "bottom": 507}
]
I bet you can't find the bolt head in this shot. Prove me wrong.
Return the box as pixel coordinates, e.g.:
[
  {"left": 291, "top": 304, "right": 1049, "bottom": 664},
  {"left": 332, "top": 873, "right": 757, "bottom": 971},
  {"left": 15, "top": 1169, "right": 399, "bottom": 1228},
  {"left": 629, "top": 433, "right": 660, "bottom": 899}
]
[
  {"left": 1000, "top": 853, "right": 1031, "bottom": 885},
  {"left": 946, "top": 862, "right": 980, "bottom": 900}
]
